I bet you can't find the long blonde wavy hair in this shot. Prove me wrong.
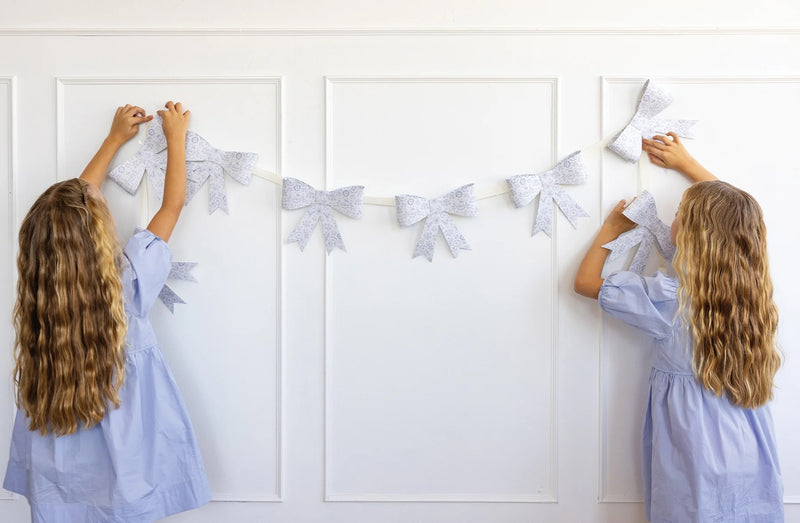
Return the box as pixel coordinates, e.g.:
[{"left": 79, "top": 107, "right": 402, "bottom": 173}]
[
  {"left": 673, "top": 181, "right": 781, "bottom": 409},
  {"left": 13, "top": 178, "right": 127, "bottom": 435}
]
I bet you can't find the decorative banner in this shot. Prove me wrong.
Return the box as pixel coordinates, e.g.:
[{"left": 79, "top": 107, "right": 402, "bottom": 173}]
[
  {"left": 607, "top": 79, "right": 698, "bottom": 163},
  {"left": 506, "top": 151, "right": 590, "bottom": 237},
  {"left": 282, "top": 177, "right": 365, "bottom": 253},
  {"left": 109, "top": 116, "right": 258, "bottom": 214},
  {"left": 159, "top": 261, "right": 198, "bottom": 313},
  {"left": 396, "top": 184, "right": 479, "bottom": 261},
  {"left": 602, "top": 191, "right": 675, "bottom": 274}
]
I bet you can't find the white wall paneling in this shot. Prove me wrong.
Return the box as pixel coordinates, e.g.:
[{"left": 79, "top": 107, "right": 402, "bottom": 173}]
[
  {"left": 0, "top": 76, "right": 17, "bottom": 502},
  {"left": 324, "top": 77, "right": 559, "bottom": 502},
  {"left": 599, "top": 76, "right": 800, "bottom": 504},
  {"left": 3, "top": 17, "right": 800, "bottom": 522},
  {"left": 56, "top": 77, "right": 284, "bottom": 502}
]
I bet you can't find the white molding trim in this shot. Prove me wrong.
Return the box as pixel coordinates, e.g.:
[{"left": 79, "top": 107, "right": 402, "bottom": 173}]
[
  {"left": 55, "top": 75, "right": 285, "bottom": 503},
  {"left": 3, "top": 27, "right": 800, "bottom": 37},
  {"left": 598, "top": 74, "right": 800, "bottom": 505},
  {"left": 0, "top": 75, "right": 17, "bottom": 502},
  {"left": 323, "top": 75, "right": 559, "bottom": 503}
]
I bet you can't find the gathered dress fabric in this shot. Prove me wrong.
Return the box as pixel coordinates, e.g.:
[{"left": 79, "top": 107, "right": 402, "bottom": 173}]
[
  {"left": 3, "top": 228, "right": 210, "bottom": 522},
  {"left": 599, "top": 270, "right": 783, "bottom": 523}
]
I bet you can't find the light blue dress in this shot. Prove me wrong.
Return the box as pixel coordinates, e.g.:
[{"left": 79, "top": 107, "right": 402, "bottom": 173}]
[
  {"left": 3, "top": 229, "right": 210, "bottom": 522},
  {"left": 599, "top": 270, "right": 783, "bottom": 523}
]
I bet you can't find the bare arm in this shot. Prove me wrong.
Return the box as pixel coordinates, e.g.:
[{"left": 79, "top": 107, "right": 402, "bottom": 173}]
[
  {"left": 146, "top": 101, "right": 191, "bottom": 242},
  {"left": 79, "top": 105, "right": 152, "bottom": 189},
  {"left": 642, "top": 132, "right": 718, "bottom": 183},
  {"left": 574, "top": 199, "right": 637, "bottom": 299}
]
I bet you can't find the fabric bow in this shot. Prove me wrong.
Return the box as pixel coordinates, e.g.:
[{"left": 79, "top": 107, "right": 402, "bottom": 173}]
[
  {"left": 108, "top": 118, "right": 168, "bottom": 195},
  {"left": 158, "top": 262, "right": 198, "bottom": 314},
  {"left": 395, "top": 184, "right": 479, "bottom": 261},
  {"left": 602, "top": 191, "right": 675, "bottom": 274},
  {"left": 607, "top": 80, "right": 698, "bottom": 163},
  {"left": 282, "top": 177, "right": 364, "bottom": 253},
  {"left": 109, "top": 116, "right": 258, "bottom": 214},
  {"left": 182, "top": 132, "right": 257, "bottom": 214},
  {"left": 506, "top": 151, "right": 590, "bottom": 237}
]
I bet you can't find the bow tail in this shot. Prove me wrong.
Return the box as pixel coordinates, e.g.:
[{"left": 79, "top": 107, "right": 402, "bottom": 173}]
[
  {"left": 437, "top": 213, "right": 471, "bottom": 258},
  {"left": 208, "top": 170, "right": 229, "bottom": 214},
  {"left": 158, "top": 284, "right": 186, "bottom": 314},
  {"left": 532, "top": 191, "right": 555, "bottom": 237},
  {"left": 649, "top": 220, "right": 676, "bottom": 261},
  {"left": 144, "top": 165, "right": 167, "bottom": 201},
  {"left": 603, "top": 228, "right": 645, "bottom": 262},
  {"left": 628, "top": 234, "right": 655, "bottom": 275},
  {"left": 287, "top": 206, "right": 322, "bottom": 251},
  {"left": 552, "top": 186, "right": 590, "bottom": 230},
  {"left": 318, "top": 206, "right": 346, "bottom": 254},
  {"left": 412, "top": 214, "right": 442, "bottom": 262}
]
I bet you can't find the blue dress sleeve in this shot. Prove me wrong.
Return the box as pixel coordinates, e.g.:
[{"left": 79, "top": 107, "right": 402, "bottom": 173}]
[
  {"left": 123, "top": 227, "right": 172, "bottom": 316},
  {"left": 598, "top": 270, "right": 677, "bottom": 340}
]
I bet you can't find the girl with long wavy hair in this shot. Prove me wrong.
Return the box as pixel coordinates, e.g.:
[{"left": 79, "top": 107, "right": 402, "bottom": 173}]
[
  {"left": 575, "top": 133, "right": 783, "bottom": 522},
  {"left": 3, "top": 102, "right": 210, "bottom": 522}
]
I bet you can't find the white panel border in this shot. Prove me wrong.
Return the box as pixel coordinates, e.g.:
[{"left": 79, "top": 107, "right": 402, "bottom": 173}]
[
  {"left": 3, "top": 27, "right": 800, "bottom": 36},
  {"left": 0, "top": 76, "right": 18, "bottom": 501},
  {"left": 55, "top": 76, "right": 285, "bottom": 503},
  {"left": 598, "top": 75, "right": 800, "bottom": 505},
  {"left": 323, "top": 75, "right": 560, "bottom": 503}
]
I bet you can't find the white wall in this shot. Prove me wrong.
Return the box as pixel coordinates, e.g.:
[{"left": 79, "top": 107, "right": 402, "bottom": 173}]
[{"left": 2, "top": 3, "right": 800, "bottom": 522}]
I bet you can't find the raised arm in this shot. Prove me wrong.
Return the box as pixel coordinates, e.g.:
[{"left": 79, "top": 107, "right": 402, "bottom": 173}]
[
  {"left": 642, "top": 132, "right": 718, "bottom": 183},
  {"left": 79, "top": 105, "right": 152, "bottom": 189},
  {"left": 574, "top": 199, "right": 637, "bottom": 299},
  {"left": 147, "top": 101, "right": 191, "bottom": 242}
]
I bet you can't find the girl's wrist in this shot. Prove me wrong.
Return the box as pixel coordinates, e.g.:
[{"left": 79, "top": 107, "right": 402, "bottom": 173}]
[
  {"left": 104, "top": 134, "right": 125, "bottom": 150},
  {"left": 166, "top": 137, "right": 186, "bottom": 149}
]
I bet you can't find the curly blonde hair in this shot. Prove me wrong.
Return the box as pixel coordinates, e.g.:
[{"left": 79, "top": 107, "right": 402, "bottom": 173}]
[
  {"left": 13, "top": 178, "right": 127, "bottom": 435},
  {"left": 674, "top": 181, "right": 781, "bottom": 409}
]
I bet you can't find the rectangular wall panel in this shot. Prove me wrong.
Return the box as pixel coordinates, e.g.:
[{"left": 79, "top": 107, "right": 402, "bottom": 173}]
[
  {"left": 600, "top": 77, "right": 800, "bottom": 503},
  {"left": 324, "top": 77, "right": 559, "bottom": 502},
  {"left": 56, "top": 77, "right": 283, "bottom": 501}
]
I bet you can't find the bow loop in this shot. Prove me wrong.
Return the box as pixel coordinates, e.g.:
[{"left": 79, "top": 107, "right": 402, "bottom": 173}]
[
  {"left": 506, "top": 151, "right": 589, "bottom": 237},
  {"left": 326, "top": 186, "right": 365, "bottom": 219},
  {"left": 608, "top": 80, "right": 698, "bottom": 163},
  {"left": 395, "top": 184, "right": 478, "bottom": 261},
  {"left": 282, "top": 178, "right": 364, "bottom": 253}
]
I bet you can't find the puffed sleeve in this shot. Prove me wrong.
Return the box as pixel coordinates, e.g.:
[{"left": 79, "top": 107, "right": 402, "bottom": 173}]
[
  {"left": 598, "top": 271, "right": 676, "bottom": 340},
  {"left": 123, "top": 227, "right": 172, "bottom": 316}
]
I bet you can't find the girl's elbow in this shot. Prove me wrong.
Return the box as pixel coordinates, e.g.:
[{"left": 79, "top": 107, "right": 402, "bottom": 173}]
[{"left": 573, "top": 277, "right": 601, "bottom": 299}]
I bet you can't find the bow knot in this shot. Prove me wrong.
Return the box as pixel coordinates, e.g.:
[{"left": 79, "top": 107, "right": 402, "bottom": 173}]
[
  {"left": 607, "top": 80, "right": 698, "bottom": 163},
  {"left": 395, "top": 184, "right": 478, "bottom": 261},
  {"left": 282, "top": 178, "right": 364, "bottom": 253},
  {"left": 602, "top": 191, "right": 675, "bottom": 274},
  {"left": 506, "top": 151, "right": 590, "bottom": 237},
  {"left": 428, "top": 198, "right": 446, "bottom": 215}
]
